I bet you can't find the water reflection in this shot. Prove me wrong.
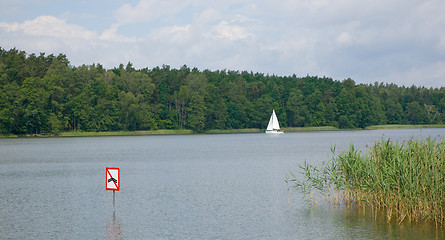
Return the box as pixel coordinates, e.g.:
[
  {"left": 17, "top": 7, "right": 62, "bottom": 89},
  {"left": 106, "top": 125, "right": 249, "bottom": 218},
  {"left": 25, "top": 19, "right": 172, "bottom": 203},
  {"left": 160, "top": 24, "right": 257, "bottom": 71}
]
[
  {"left": 338, "top": 205, "right": 445, "bottom": 240},
  {"left": 354, "top": 206, "right": 445, "bottom": 240},
  {"left": 106, "top": 212, "right": 122, "bottom": 240},
  {"left": 296, "top": 204, "right": 445, "bottom": 240}
]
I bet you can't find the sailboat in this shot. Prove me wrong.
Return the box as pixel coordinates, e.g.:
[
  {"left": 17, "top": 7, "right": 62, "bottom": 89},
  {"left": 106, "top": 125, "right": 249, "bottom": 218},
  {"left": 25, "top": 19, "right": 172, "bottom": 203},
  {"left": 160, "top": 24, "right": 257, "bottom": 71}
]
[{"left": 265, "top": 109, "right": 284, "bottom": 134}]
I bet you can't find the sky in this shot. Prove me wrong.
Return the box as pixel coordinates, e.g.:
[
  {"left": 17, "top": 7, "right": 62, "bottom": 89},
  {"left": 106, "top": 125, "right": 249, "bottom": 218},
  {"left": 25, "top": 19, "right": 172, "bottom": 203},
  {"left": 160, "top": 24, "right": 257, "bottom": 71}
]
[{"left": 1, "top": 0, "right": 445, "bottom": 88}]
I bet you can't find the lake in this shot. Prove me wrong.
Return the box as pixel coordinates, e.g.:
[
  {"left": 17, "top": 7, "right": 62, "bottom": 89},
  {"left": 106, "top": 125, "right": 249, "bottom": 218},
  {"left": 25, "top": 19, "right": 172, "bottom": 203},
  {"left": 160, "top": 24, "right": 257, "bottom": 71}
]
[{"left": 1, "top": 128, "right": 444, "bottom": 239}]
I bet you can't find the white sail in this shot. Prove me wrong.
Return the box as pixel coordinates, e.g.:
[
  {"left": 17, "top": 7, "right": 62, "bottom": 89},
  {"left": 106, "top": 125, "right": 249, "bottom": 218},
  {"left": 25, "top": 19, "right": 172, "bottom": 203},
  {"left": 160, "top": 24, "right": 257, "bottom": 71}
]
[
  {"left": 267, "top": 110, "right": 280, "bottom": 130},
  {"left": 266, "top": 110, "right": 284, "bottom": 134}
]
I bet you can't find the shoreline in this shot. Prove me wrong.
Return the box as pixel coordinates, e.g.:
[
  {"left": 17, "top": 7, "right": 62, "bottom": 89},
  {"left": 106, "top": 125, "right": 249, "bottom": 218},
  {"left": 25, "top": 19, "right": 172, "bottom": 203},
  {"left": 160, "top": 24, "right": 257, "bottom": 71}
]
[{"left": 1, "top": 124, "right": 444, "bottom": 138}]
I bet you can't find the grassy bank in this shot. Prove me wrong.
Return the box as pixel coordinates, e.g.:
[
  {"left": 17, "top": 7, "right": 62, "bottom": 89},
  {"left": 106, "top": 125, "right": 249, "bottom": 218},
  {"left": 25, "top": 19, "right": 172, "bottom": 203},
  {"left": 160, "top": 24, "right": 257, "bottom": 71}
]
[
  {"left": 283, "top": 126, "right": 339, "bottom": 132},
  {"left": 58, "top": 129, "right": 194, "bottom": 137},
  {"left": 59, "top": 128, "right": 263, "bottom": 136},
  {"left": 365, "top": 124, "right": 445, "bottom": 130},
  {"left": 1, "top": 124, "right": 443, "bottom": 138},
  {"left": 0, "top": 134, "right": 19, "bottom": 138},
  {"left": 47, "top": 127, "right": 336, "bottom": 137},
  {"left": 288, "top": 137, "right": 445, "bottom": 225},
  {"left": 204, "top": 128, "right": 262, "bottom": 134},
  {"left": 207, "top": 126, "right": 339, "bottom": 133}
]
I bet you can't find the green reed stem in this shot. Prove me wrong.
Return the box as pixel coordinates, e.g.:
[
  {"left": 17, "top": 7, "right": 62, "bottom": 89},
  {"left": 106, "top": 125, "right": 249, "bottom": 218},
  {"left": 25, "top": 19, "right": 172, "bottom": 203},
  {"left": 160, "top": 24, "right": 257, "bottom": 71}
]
[{"left": 289, "top": 137, "right": 445, "bottom": 224}]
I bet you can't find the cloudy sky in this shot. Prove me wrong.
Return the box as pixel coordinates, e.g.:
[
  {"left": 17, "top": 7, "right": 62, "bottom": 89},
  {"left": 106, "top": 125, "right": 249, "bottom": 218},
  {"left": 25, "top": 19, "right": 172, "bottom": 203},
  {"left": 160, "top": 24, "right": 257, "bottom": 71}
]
[{"left": 1, "top": 0, "right": 445, "bottom": 88}]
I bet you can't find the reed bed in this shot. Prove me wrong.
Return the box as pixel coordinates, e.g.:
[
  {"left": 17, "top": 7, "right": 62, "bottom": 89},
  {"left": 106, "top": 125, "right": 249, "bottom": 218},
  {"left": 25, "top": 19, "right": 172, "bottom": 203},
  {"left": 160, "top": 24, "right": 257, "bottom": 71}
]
[{"left": 288, "top": 137, "right": 445, "bottom": 225}]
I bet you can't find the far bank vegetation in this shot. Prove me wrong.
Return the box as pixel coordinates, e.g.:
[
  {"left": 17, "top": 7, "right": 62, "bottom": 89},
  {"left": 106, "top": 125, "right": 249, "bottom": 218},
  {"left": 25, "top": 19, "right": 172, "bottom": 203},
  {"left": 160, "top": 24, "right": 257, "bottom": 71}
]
[{"left": 0, "top": 47, "right": 444, "bottom": 135}]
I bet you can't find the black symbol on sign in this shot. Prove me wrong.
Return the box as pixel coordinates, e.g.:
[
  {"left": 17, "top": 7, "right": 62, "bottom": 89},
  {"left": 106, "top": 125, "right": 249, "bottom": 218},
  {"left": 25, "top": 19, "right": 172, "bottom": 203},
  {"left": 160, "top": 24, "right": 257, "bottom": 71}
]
[{"left": 108, "top": 177, "right": 117, "bottom": 183}]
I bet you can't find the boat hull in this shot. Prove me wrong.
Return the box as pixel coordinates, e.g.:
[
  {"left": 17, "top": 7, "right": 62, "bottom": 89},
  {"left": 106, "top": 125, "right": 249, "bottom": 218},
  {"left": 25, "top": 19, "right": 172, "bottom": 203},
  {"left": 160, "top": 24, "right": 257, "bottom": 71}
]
[{"left": 265, "top": 130, "right": 284, "bottom": 135}]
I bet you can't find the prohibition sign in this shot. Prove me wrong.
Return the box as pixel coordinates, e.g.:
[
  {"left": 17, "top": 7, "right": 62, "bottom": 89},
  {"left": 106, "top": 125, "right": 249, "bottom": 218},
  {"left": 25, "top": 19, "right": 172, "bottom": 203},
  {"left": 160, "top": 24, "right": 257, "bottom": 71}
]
[{"left": 106, "top": 167, "right": 120, "bottom": 191}]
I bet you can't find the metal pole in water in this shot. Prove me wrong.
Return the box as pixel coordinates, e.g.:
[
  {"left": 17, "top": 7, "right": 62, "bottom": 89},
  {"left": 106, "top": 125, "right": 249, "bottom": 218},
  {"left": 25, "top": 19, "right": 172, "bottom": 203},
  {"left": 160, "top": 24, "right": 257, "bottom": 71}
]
[{"left": 113, "top": 190, "right": 115, "bottom": 213}]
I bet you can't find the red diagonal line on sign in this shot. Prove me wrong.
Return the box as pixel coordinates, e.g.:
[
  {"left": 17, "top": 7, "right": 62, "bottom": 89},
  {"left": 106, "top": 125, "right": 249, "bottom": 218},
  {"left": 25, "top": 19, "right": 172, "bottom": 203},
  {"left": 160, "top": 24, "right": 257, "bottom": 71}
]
[{"left": 107, "top": 169, "right": 119, "bottom": 189}]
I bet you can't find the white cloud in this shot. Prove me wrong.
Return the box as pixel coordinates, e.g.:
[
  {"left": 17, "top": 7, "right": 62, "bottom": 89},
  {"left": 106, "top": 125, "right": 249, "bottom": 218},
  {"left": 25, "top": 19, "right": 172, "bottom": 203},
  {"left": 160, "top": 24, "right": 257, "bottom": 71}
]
[
  {"left": 0, "top": 15, "right": 142, "bottom": 46},
  {"left": 151, "top": 24, "right": 191, "bottom": 44},
  {"left": 115, "top": 0, "right": 189, "bottom": 24},
  {"left": 212, "top": 21, "right": 252, "bottom": 41},
  {"left": 0, "top": 15, "right": 145, "bottom": 67},
  {"left": 373, "top": 61, "right": 445, "bottom": 88},
  {"left": 99, "top": 24, "right": 141, "bottom": 42},
  {"left": 194, "top": 8, "right": 223, "bottom": 24},
  {"left": 336, "top": 32, "right": 353, "bottom": 45},
  {"left": 0, "top": 15, "right": 97, "bottom": 40}
]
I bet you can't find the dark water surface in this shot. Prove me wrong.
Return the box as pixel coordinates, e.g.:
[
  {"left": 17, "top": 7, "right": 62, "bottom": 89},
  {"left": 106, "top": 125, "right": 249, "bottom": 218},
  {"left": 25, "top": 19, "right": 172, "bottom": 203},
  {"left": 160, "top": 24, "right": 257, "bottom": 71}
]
[{"left": 1, "top": 128, "right": 444, "bottom": 239}]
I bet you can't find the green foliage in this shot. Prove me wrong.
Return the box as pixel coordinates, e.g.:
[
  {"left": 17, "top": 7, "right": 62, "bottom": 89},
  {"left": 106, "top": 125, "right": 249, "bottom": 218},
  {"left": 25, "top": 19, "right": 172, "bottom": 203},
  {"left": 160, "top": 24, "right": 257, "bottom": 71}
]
[
  {"left": 48, "top": 113, "right": 62, "bottom": 134},
  {"left": 187, "top": 93, "right": 206, "bottom": 132},
  {"left": 0, "top": 47, "right": 444, "bottom": 134},
  {"left": 289, "top": 138, "right": 445, "bottom": 224}
]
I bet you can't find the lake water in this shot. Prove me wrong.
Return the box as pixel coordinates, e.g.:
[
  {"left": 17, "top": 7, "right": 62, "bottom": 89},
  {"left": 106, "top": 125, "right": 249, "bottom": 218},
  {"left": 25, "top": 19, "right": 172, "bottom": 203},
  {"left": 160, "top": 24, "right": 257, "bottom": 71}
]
[{"left": 1, "top": 128, "right": 444, "bottom": 239}]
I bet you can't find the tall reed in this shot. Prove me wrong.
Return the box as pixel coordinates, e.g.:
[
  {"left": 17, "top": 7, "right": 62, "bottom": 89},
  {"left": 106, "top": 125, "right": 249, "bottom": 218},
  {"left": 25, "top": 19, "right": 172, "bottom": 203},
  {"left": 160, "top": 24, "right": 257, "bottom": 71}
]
[{"left": 288, "top": 137, "right": 445, "bottom": 224}]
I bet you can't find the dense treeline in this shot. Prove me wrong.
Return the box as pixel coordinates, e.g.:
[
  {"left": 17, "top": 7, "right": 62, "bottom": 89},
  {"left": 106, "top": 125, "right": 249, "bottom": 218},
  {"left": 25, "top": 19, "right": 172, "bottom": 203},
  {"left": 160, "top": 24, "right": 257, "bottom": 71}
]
[{"left": 0, "top": 47, "right": 444, "bottom": 134}]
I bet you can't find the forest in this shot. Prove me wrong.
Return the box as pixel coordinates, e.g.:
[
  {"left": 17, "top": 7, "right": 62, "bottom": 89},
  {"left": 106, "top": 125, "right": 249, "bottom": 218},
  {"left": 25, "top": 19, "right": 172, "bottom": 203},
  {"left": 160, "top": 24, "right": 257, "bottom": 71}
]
[{"left": 0, "top": 47, "right": 444, "bottom": 135}]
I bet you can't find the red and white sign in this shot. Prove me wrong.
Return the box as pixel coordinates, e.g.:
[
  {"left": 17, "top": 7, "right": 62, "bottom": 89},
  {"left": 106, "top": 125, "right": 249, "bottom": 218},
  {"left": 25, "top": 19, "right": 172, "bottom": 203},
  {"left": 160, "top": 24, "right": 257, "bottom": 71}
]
[{"left": 106, "top": 167, "right": 120, "bottom": 191}]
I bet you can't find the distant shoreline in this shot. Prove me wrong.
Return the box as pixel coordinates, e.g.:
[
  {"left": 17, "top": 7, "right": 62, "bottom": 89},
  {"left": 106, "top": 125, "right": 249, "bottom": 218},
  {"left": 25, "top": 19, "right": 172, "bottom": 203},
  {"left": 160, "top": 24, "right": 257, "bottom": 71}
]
[{"left": 1, "top": 124, "right": 444, "bottom": 138}]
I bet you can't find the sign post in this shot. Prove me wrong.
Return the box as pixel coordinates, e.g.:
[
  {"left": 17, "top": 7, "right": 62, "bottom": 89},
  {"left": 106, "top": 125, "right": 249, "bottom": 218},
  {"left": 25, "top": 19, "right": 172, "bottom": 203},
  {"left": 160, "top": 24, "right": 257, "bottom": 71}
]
[{"left": 106, "top": 167, "right": 120, "bottom": 213}]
